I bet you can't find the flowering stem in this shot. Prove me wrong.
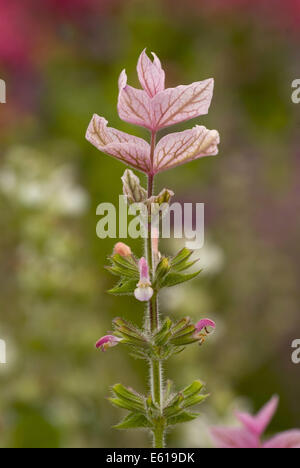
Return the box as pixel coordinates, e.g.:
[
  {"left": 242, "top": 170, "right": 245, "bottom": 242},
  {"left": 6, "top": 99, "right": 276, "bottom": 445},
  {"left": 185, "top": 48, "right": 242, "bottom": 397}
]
[{"left": 146, "top": 131, "right": 165, "bottom": 448}]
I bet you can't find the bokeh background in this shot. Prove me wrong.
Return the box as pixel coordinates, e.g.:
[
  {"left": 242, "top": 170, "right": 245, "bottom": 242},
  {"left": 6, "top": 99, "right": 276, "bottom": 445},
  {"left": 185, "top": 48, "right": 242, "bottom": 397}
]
[{"left": 0, "top": 0, "right": 300, "bottom": 448}]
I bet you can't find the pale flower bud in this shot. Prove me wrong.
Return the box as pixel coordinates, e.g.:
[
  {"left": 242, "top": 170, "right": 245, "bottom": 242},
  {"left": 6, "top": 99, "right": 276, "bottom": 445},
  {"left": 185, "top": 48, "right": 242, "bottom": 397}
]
[
  {"left": 122, "top": 169, "right": 147, "bottom": 204},
  {"left": 113, "top": 242, "right": 132, "bottom": 257}
]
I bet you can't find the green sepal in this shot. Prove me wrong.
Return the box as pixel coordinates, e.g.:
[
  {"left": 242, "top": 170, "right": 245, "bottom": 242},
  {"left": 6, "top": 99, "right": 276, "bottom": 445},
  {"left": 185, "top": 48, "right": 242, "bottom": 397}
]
[
  {"left": 153, "top": 257, "right": 171, "bottom": 287},
  {"left": 170, "top": 324, "right": 198, "bottom": 346},
  {"left": 153, "top": 317, "right": 172, "bottom": 345},
  {"left": 113, "top": 413, "right": 152, "bottom": 430},
  {"left": 170, "top": 317, "right": 191, "bottom": 334}
]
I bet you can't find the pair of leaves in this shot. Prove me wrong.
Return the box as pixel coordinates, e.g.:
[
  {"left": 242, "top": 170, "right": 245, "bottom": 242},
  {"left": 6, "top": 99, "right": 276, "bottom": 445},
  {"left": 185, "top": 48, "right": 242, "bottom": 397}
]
[{"left": 112, "top": 381, "right": 207, "bottom": 431}]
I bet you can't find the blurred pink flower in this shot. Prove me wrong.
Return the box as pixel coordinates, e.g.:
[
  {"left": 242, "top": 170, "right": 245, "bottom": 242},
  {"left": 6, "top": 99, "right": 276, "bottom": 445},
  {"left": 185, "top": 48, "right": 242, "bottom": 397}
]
[
  {"left": 211, "top": 396, "right": 300, "bottom": 448},
  {"left": 134, "top": 257, "right": 153, "bottom": 302},
  {"left": 86, "top": 50, "right": 220, "bottom": 175},
  {"left": 95, "top": 334, "right": 121, "bottom": 352}
]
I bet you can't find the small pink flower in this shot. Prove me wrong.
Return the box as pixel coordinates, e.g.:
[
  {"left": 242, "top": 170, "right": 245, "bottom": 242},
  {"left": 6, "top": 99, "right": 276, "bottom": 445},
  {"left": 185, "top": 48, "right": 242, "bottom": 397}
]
[
  {"left": 195, "top": 318, "right": 216, "bottom": 333},
  {"left": 134, "top": 257, "right": 153, "bottom": 302},
  {"left": 194, "top": 318, "right": 216, "bottom": 344},
  {"left": 113, "top": 242, "right": 132, "bottom": 257},
  {"left": 95, "top": 335, "right": 121, "bottom": 352},
  {"left": 211, "top": 396, "right": 300, "bottom": 448},
  {"left": 86, "top": 50, "right": 220, "bottom": 175}
]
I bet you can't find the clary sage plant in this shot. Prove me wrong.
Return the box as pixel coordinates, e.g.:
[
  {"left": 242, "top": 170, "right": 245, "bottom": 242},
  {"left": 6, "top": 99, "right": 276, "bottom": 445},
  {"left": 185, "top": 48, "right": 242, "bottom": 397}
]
[{"left": 86, "top": 50, "right": 220, "bottom": 448}]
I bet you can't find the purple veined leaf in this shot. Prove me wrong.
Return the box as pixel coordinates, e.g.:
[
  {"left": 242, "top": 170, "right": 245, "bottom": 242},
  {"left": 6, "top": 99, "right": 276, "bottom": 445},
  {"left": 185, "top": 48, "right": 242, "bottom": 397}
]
[
  {"left": 151, "top": 78, "right": 214, "bottom": 130},
  {"left": 85, "top": 114, "right": 151, "bottom": 173},
  {"left": 118, "top": 69, "right": 154, "bottom": 130},
  {"left": 137, "top": 49, "right": 165, "bottom": 98},
  {"left": 153, "top": 125, "right": 220, "bottom": 173}
]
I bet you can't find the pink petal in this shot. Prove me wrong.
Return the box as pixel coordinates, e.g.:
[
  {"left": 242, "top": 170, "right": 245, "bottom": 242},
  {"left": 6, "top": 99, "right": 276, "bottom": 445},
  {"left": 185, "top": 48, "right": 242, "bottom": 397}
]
[
  {"left": 139, "top": 257, "right": 150, "bottom": 282},
  {"left": 86, "top": 114, "right": 151, "bottom": 173},
  {"left": 195, "top": 319, "right": 216, "bottom": 333},
  {"left": 210, "top": 426, "right": 259, "bottom": 449},
  {"left": 263, "top": 430, "right": 300, "bottom": 448},
  {"left": 134, "top": 285, "right": 153, "bottom": 302},
  {"left": 236, "top": 396, "right": 279, "bottom": 437},
  {"left": 95, "top": 335, "right": 121, "bottom": 351},
  {"left": 117, "top": 69, "right": 153, "bottom": 130},
  {"left": 137, "top": 49, "right": 165, "bottom": 98},
  {"left": 151, "top": 79, "right": 214, "bottom": 130},
  {"left": 154, "top": 125, "right": 219, "bottom": 173}
]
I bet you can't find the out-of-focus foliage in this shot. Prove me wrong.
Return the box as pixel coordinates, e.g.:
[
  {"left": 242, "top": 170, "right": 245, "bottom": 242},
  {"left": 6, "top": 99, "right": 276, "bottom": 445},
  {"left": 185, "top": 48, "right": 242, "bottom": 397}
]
[{"left": 0, "top": 0, "right": 299, "bottom": 447}]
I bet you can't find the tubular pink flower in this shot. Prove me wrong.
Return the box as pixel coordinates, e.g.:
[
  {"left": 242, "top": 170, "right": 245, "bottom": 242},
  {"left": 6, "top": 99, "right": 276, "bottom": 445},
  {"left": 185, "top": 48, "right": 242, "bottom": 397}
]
[
  {"left": 211, "top": 396, "right": 300, "bottom": 448},
  {"left": 134, "top": 257, "right": 153, "bottom": 302},
  {"left": 113, "top": 242, "right": 132, "bottom": 257},
  {"left": 95, "top": 334, "right": 121, "bottom": 352}
]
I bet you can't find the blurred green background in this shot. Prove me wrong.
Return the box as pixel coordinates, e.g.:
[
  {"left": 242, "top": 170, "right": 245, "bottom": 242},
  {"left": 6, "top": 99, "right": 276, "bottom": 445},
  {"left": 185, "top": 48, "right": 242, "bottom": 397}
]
[{"left": 0, "top": 0, "right": 300, "bottom": 448}]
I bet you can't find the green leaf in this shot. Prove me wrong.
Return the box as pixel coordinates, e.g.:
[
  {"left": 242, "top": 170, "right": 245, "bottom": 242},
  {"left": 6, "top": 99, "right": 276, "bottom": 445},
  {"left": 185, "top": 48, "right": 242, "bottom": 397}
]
[
  {"left": 108, "top": 278, "right": 137, "bottom": 295},
  {"left": 112, "top": 384, "right": 145, "bottom": 407},
  {"left": 160, "top": 270, "right": 202, "bottom": 288},
  {"left": 171, "top": 248, "right": 193, "bottom": 267},
  {"left": 181, "top": 381, "right": 204, "bottom": 399},
  {"left": 172, "top": 259, "right": 199, "bottom": 273},
  {"left": 113, "top": 413, "right": 152, "bottom": 430},
  {"left": 109, "top": 397, "right": 145, "bottom": 413},
  {"left": 111, "top": 254, "right": 139, "bottom": 275},
  {"left": 167, "top": 411, "right": 200, "bottom": 426},
  {"left": 105, "top": 265, "right": 137, "bottom": 279},
  {"left": 181, "top": 394, "right": 209, "bottom": 409}
]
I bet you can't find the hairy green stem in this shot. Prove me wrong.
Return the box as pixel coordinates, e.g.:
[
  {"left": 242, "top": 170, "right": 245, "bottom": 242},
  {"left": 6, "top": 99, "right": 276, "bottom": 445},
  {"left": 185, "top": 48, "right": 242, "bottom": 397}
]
[{"left": 146, "top": 131, "right": 165, "bottom": 448}]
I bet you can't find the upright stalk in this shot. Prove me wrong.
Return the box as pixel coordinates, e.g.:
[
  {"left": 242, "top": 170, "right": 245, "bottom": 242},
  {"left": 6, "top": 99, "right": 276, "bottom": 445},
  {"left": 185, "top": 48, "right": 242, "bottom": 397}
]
[{"left": 146, "top": 131, "right": 165, "bottom": 448}]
